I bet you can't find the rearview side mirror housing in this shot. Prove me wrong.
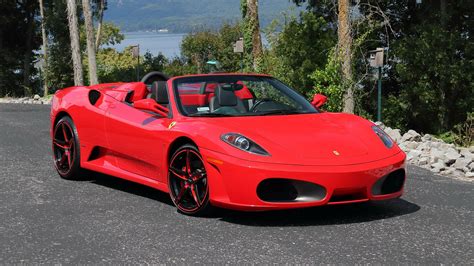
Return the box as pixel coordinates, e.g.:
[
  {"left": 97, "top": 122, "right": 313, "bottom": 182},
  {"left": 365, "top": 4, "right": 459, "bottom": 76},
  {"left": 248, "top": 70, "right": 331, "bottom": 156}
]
[{"left": 311, "top": 93, "right": 327, "bottom": 109}]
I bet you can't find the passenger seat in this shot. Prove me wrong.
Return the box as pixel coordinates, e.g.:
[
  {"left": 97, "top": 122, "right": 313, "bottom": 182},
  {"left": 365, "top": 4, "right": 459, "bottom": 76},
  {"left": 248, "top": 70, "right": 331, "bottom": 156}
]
[{"left": 209, "top": 86, "right": 246, "bottom": 114}]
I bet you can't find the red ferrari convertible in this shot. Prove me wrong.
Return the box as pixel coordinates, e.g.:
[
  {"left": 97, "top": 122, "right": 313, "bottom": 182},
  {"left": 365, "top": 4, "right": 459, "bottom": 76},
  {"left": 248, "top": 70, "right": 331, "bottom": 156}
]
[{"left": 51, "top": 72, "right": 406, "bottom": 215}]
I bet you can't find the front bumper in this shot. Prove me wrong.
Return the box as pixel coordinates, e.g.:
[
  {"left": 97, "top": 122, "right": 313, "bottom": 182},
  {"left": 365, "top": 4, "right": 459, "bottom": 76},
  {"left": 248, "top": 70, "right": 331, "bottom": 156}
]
[{"left": 201, "top": 148, "right": 406, "bottom": 211}]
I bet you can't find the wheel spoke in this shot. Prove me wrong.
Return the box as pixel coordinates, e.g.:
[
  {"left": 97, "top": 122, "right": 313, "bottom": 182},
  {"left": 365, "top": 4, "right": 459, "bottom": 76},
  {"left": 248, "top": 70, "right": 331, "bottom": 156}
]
[
  {"left": 175, "top": 186, "right": 188, "bottom": 204},
  {"left": 169, "top": 166, "right": 187, "bottom": 180},
  {"left": 185, "top": 149, "right": 192, "bottom": 175},
  {"left": 61, "top": 123, "right": 69, "bottom": 142},
  {"left": 66, "top": 152, "right": 72, "bottom": 167},
  {"left": 190, "top": 185, "right": 200, "bottom": 207},
  {"left": 53, "top": 139, "right": 68, "bottom": 149}
]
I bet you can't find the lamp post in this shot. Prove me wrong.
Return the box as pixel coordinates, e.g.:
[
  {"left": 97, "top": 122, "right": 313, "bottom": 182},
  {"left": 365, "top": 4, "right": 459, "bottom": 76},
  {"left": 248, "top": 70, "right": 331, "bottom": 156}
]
[
  {"left": 368, "top": 47, "right": 385, "bottom": 122},
  {"left": 233, "top": 37, "right": 244, "bottom": 72},
  {"left": 131, "top": 44, "right": 140, "bottom": 81}
]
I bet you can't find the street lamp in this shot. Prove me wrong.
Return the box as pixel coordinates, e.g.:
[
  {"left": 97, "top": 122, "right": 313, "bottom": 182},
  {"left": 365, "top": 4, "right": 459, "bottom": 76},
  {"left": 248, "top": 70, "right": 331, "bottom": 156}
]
[
  {"left": 131, "top": 44, "right": 140, "bottom": 81},
  {"left": 368, "top": 47, "right": 386, "bottom": 122},
  {"left": 233, "top": 37, "right": 244, "bottom": 72}
]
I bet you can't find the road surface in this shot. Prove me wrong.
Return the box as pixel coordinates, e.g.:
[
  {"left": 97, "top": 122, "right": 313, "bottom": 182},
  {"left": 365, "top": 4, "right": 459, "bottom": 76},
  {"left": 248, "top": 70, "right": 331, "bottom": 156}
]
[{"left": 0, "top": 103, "right": 472, "bottom": 263}]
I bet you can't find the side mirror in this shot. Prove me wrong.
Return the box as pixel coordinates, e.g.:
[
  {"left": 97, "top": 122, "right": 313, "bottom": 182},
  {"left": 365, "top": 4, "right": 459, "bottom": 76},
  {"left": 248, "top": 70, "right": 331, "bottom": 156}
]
[
  {"left": 133, "top": 98, "right": 169, "bottom": 117},
  {"left": 311, "top": 93, "right": 327, "bottom": 108}
]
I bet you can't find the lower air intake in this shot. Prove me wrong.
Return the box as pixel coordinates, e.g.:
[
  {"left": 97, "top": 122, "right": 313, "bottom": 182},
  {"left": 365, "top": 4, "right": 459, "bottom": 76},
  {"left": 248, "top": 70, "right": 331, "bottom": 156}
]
[
  {"left": 257, "top": 178, "right": 326, "bottom": 202},
  {"left": 372, "top": 169, "right": 406, "bottom": 195}
]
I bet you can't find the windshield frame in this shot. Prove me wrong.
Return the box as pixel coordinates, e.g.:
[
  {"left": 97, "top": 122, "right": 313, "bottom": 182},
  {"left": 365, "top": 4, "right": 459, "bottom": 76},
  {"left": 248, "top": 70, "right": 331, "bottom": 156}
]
[{"left": 172, "top": 74, "right": 318, "bottom": 117}]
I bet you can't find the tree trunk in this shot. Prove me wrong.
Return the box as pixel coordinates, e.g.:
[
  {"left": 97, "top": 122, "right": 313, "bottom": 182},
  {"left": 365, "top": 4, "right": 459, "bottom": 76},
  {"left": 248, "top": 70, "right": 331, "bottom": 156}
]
[
  {"left": 82, "top": 0, "right": 98, "bottom": 85},
  {"left": 95, "top": 0, "right": 105, "bottom": 49},
  {"left": 440, "top": 0, "right": 447, "bottom": 27},
  {"left": 66, "top": 0, "right": 84, "bottom": 86},
  {"left": 38, "top": 0, "right": 48, "bottom": 96},
  {"left": 23, "top": 13, "right": 34, "bottom": 96},
  {"left": 338, "top": 0, "right": 354, "bottom": 113},
  {"left": 247, "top": 0, "right": 263, "bottom": 72},
  {"left": 23, "top": 1, "right": 36, "bottom": 96}
]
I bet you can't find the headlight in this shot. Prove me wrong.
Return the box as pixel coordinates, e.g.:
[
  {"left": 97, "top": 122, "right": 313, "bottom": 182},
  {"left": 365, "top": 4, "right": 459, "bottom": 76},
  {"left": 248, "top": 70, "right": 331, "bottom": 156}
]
[
  {"left": 372, "top": 125, "right": 394, "bottom": 148},
  {"left": 221, "top": 133, "right": 270, "bottom": 156}
]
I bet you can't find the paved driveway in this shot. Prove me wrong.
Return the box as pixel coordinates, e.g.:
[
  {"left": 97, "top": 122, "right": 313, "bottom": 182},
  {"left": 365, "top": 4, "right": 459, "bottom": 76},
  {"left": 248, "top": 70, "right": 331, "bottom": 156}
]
[{"left": 0, "top": 103, "right": 472, "bottom": 263}]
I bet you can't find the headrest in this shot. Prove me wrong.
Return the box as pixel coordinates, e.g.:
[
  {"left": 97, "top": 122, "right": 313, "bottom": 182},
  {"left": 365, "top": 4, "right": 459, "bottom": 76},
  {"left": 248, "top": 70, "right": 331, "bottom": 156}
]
[
  {"left": 150, "top": 81, "right": 169, "bottom": 104},
  {"left": 216, "top": 85, "right": 237, "bottom": 106},
  {"left": 130, "top": 82, "right": 149, "bottom": 102}
]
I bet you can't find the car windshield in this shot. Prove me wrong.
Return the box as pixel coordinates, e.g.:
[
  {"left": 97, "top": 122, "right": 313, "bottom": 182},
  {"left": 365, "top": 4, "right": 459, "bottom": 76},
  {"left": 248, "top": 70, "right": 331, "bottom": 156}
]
[{"left": 173, "top": 75, "right": 317, "bottom": 117}]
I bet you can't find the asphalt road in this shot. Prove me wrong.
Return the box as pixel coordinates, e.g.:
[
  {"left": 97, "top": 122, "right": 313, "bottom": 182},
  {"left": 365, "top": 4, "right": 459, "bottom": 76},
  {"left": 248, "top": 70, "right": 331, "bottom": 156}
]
[{"left": 0, "top": 103, "right": 473, "bottom": 264}]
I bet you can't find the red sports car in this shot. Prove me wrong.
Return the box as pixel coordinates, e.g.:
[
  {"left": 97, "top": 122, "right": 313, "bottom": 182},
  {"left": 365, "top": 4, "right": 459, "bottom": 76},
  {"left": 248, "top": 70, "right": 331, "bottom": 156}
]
[{"left": 51, "top": 72, "right": 406, "bottom": 215}]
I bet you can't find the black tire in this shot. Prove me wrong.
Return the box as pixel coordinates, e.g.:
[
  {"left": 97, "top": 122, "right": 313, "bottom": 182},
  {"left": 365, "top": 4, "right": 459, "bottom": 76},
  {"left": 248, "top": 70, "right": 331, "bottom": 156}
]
[
  {"left": 168, "top": 144, "right": 213, "bottom": 216},
  {"left": 52, "top": 116, "right": 82, "bottom": 180}
]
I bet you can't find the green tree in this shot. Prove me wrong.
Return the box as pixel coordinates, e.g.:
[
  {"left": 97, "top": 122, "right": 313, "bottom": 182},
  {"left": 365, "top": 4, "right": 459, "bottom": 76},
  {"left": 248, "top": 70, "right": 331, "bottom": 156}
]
[
  {"left": 143, "top": 52, "right": 167, "bottom": 73},
  {"left": 95, "top": 47, "right": 137, "bottom": 82},
  {"left": 181, "top": 23, "right": 242, "bottom": 73},
  {"left": 181, "top": 30, "right": 219, "bottom": 73},
  {"left": 0, "top": 0, "right": 41, "bottom": 97},
  {"left": 309, "top": 48, "right": 344, "bottom": 112},
  {"left": 264, "top": 11, "right": 336, "bottom": 94},
  {"left": 357, "top": 0, "right": 474, "bottom": 134},
  {"left": 44, "top": 0, "right": 74, "bottom": 92}
]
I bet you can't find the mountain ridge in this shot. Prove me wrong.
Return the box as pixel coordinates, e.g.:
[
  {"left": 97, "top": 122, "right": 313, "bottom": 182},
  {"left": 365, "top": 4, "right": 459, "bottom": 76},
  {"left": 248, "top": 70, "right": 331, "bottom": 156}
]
[{"left": 104, "top": 0, "right": 303, "bottom": 32}]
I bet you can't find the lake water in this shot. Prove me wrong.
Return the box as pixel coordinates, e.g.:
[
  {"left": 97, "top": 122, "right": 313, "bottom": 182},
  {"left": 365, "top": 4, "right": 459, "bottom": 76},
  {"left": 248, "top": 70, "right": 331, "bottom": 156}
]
[
  {"left": 109, "top": 32, "right": 269, "bottom": 58},
  {"left": 109, "top": 32, "right": 185, "bottom": 58}
]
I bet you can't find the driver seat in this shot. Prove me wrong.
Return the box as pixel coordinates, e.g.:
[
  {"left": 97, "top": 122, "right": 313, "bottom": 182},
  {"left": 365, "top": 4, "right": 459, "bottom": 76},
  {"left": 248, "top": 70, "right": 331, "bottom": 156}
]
[{"left": 210, "top": 86, "right": 246, "bottom": 114}]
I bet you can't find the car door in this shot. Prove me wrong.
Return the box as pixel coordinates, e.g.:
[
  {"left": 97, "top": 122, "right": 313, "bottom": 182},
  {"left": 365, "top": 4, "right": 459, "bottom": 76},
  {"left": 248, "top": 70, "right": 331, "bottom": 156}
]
[{"left": 104, "top": 97, "right": 171, "bottom": 182}]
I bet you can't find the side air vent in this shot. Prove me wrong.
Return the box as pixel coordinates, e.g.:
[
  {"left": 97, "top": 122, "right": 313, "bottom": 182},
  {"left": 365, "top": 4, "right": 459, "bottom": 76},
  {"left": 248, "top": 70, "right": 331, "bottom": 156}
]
[{"left": 88, "top": 90, "right": 101, "bottom": 106}]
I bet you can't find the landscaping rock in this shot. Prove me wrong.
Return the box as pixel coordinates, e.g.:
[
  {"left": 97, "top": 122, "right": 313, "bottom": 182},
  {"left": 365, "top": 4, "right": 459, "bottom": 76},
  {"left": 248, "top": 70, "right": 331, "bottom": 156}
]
[
  {"left": 407, "top": 150, "right": 422, "bottom": 163},
  {"left": 0, "top": 97, "right": 52, "bottom": 105},
  {"left": 405, "top": 141, "right": 420, "bottom": 150},
  {"left": 401, "top": 129, "right": 422, "bottom": 142},
  {"left": 422, "top": 134, "right": 433, "bottom": 141},
  {"left": 469, "top": 162, "right": 474, "bottom": 171},
  {"left": 452, "top": 158, "right": 473, "bottom": 170},
  {"left": 445, "top": 149, "right": 461, "bottom": 165},
  {"left": 459, "top": 148, "right": 473, "bottom": 160},
  {"left": 452, "top": 170, "right": 465, "bottom": 178},
  {"left": 385, "top": 128, "right": 402, "bottom": 143},
  {"left": 418, "top": 157, "right": 429, "bottom": 166},
  {"left": 431, "top": 161, "right": 446, "bottom": 173}
]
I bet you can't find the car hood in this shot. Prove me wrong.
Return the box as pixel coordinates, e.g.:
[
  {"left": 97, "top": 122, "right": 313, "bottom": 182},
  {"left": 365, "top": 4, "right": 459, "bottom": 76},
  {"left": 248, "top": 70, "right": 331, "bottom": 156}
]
[{"left": 186, "top": 113, "right": 402, "bottom": 166}]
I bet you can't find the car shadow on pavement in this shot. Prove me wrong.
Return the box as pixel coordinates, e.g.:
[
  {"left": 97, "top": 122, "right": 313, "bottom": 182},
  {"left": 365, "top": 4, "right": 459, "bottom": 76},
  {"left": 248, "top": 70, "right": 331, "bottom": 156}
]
[
  {"left": 80, "top": 171, "right": 175, "bottom": 207},
  {"left": 218, "top": 199, "right": 420, "bottom": 226},
  {"left": 77, "top": 171, "right": 420, "bottom": 226}
]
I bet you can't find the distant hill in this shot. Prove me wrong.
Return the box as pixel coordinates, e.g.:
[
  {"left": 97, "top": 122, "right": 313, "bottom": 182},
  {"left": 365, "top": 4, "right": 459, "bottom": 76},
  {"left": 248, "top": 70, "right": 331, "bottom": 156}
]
[{"left": 104, "top": 0, "right": 303, "bottom": 33}]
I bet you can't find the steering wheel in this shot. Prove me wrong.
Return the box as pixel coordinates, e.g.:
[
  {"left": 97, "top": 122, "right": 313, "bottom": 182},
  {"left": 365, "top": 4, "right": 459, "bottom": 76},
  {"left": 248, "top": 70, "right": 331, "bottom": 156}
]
[
  {"left": 250, "top": 98, "right": 274, "bottom": 112},
  {"left": 141, "top": 71, "right": 169, "bottom": 87}
]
